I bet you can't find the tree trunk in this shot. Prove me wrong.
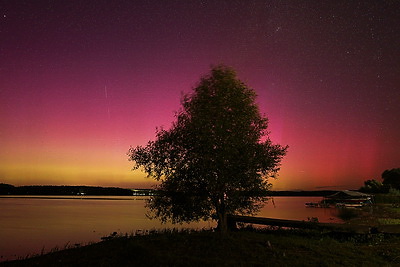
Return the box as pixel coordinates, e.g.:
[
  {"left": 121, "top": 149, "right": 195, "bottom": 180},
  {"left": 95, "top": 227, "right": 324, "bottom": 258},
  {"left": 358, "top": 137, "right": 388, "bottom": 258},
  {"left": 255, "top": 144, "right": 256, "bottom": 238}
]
[
  {"left": 215, "top": 194, "right": 229, "bottom": 234},
  {"left": 217, "top": 211, "right": 228, "bottom": 234}
]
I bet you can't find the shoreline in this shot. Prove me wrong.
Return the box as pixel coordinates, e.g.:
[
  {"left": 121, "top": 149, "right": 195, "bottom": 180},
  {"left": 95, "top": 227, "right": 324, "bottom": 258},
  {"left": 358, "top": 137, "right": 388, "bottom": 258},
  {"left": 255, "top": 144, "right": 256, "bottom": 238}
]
[
  {"left": 0, "top": 194, "right": 332, "bottom": 200},
  {"left": 2, "top": 228, "right": 400, "bottom": 266},
  {"left": 0, "top": 195, "right": 146, "bottom": 201}
]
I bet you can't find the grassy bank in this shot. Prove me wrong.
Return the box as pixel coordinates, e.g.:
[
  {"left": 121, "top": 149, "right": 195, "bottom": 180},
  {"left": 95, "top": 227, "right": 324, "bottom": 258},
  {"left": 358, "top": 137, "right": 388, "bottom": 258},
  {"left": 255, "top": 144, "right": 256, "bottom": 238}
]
[
  {"left": 2, "top": 228, "right": 400, "bottom": 266},
  {"left": 374, "top": 194, "right": 400, "bottom": 204},
  {"left": 343, "top": 203, "right": 400, "bottom": 226}
]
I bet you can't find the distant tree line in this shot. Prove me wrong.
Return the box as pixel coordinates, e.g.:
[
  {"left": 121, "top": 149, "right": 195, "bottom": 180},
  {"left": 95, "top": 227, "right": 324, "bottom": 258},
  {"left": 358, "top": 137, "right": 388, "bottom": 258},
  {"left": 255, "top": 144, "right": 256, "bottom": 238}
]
[
  {"left": 360, "top": 168, "right": 400, "bottom": 194},
  {"left": 0, "top": 183, "right": 338, "bottom": 197},
  {"left": 0, "top": 184, "right": 153, "bottom": 196}
]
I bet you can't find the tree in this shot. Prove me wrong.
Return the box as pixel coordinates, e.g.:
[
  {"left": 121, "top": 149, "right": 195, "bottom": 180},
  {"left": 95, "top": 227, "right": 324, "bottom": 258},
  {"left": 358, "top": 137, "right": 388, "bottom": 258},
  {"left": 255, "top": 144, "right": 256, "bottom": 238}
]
[
  {"left": 128, "top": 65, "right": 288, "bottom": 233},
  {"left": 382, "top": 168, "right": 400, "bottom": 190},
  {"left": 359, "top": 179, "right": 386, "bottom": 193}
]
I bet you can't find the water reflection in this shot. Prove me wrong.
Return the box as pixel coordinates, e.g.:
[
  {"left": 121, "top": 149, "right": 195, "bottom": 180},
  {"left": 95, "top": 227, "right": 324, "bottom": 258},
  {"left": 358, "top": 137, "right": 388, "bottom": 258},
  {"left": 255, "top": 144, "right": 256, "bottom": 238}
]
[
  {"left": 0, "top": 196, "right": 338, "bottom": 261},
  {"left": 0, "top": 196, "right": 212, "bottom": 261},
  {"left": 257, "top": 196, "right": 341, "bottom": 223}
]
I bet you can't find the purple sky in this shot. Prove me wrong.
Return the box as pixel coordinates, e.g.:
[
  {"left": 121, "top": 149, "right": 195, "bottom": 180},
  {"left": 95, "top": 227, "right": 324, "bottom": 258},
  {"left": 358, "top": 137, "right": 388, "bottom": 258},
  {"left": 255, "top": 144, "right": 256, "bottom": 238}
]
[{"left": 1, "top": 1, "right": 399, "bottom": 190}]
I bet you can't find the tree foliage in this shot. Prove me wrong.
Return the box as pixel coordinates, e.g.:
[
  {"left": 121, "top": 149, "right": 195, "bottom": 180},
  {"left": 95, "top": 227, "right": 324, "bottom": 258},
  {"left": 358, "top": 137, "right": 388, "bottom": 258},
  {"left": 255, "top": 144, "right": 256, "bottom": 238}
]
[
  {"left": 382, "top": 168, "right": 400, "bottom": 190},
  {"left": 359, "top": 179, "right": 387, "bottom": 194},
  {"left": 128, "top": 65, "right": 287, "bottom": 232}
]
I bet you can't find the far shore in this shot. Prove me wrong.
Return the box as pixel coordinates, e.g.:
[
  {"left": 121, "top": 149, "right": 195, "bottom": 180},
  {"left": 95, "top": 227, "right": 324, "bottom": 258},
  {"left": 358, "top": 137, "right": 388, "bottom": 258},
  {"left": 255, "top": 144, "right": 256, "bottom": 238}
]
[
  {"left": 1, "top": 183, "right": 344, "bottom": 197},
  {"left": 0, "top": 195, "right": 146, "bottom": 200}
]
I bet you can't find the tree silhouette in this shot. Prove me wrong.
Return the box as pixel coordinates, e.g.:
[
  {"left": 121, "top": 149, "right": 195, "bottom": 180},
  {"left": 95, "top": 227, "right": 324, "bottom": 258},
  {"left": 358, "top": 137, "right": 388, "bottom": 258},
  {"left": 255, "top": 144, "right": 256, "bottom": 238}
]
[
  {"left": 382, "top": 168, "right": 400, "bottom": 190},
  {"left": 128, "top": 65, "right": 287, "bottom": 233},
  {"left": 359, "top": 179, "right": 386, "bottom": 193}
]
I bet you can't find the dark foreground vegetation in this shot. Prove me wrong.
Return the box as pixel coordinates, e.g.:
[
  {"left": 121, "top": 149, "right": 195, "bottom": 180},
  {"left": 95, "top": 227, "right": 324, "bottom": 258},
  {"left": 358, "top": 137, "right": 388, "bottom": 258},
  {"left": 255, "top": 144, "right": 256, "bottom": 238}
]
[{"left": 3, "top": 228, "right": 400, "bottom": 266}]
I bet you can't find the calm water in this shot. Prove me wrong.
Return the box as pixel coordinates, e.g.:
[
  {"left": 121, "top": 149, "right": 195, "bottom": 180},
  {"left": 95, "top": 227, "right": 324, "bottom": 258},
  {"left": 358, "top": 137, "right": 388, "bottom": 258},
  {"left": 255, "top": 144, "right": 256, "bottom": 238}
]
[{"left": 0, "top": 196, "right": 340, "bottom": 261}]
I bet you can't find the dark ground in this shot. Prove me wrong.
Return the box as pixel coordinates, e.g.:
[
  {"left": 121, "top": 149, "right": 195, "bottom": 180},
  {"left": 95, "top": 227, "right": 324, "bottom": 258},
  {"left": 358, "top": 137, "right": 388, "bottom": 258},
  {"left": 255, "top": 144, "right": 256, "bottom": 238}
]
[{"left": 2, "top": 228, "right": 400, "bottom": 267}]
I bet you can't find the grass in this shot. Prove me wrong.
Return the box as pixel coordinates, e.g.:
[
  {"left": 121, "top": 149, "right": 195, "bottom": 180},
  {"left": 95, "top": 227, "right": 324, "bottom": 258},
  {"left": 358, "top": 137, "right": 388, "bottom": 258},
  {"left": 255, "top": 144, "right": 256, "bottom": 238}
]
[
  {"left": 374, "top": 194, "right": 400, "bottom": 204},
  {"left": 2, "top": 228, "right": 400, "bottom": 266},
  {"left": 344, "top": 203, "right": 400, "bottom": 226},
  {"left": 378, "top": 218, "right": 400, "bottom": 225},
  {"left": 389, "top": 207, "right": 400, "bottom": 213}
]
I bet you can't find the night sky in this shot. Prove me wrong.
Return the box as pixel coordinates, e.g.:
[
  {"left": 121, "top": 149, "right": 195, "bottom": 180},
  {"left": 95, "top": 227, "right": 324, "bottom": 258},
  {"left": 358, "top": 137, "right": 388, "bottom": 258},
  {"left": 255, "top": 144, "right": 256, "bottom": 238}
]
[{"left": 1, "top": 1, "right": 399, "bottom": 190}]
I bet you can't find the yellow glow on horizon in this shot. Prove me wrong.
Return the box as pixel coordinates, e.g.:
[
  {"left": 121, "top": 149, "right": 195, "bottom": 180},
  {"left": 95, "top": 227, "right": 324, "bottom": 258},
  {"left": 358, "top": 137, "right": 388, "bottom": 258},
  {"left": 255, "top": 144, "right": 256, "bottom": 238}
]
[{"left": 0, "top": 162, "right": 157, "bottom": 188}]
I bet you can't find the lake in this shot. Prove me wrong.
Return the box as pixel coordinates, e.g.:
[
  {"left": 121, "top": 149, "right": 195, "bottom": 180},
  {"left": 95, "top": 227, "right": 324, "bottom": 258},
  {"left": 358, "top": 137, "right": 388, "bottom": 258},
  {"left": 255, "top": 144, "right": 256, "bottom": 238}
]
[{"left": 0, "top": 196, "right": 340, "bottom": 261}]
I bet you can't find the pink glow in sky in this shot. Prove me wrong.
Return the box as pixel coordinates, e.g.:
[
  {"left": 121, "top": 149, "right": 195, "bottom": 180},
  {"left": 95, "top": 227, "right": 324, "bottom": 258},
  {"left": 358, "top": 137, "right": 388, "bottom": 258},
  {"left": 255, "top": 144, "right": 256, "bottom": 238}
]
[{"left": 1, "top": 1, "right": 399, "bottom": 190}]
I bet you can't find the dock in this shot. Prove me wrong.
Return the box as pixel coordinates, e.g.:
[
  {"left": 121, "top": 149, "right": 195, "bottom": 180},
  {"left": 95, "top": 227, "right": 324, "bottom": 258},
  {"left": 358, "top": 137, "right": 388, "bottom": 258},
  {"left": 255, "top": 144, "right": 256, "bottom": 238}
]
[{"left": 227, "top": 215, "right": 400, "bottom": 234}]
